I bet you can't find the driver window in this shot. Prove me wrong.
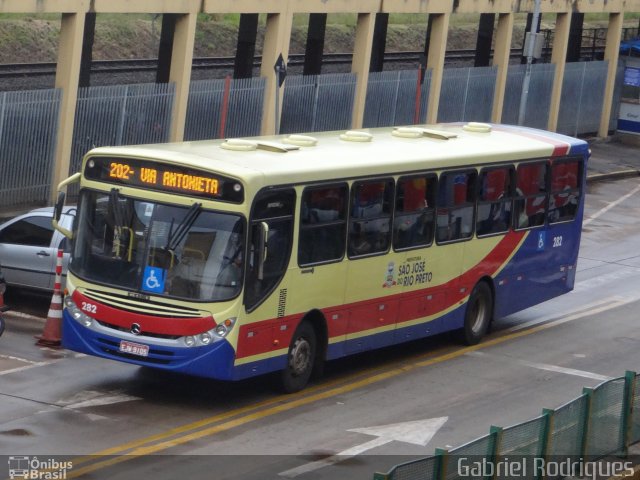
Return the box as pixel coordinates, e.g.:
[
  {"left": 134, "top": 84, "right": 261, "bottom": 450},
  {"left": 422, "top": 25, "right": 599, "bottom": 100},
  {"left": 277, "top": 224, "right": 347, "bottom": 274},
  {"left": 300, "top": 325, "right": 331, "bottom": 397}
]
[{"left": 245, "top": 189, "right": 296, "bottom": 311}]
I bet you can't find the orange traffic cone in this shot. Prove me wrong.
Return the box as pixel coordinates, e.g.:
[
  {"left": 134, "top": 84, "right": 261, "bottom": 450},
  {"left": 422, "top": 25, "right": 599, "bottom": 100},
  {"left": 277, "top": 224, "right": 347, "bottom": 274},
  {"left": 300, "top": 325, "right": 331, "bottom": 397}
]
[{"left": 36, "top": 249, "right": 64, "bottom": 348}]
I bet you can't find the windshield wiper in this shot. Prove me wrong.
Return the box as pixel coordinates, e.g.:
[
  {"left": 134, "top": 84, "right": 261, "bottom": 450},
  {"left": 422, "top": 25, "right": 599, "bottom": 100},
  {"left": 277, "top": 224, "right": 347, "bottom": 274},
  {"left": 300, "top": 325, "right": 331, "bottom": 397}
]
[
  {"left": 109, "top": 188, "right": 125, "bottom": 226},
  {"left": 165, "top": 203, "right": 202, "bottom": 252}
]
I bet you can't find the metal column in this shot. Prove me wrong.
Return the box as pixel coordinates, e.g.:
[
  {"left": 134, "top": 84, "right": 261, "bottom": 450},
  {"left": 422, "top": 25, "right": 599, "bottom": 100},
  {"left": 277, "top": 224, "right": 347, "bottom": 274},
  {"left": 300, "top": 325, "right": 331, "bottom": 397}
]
[
  {"left": 369, "top": 13, "right": 389, "bottom": 73},
  {"left": 303, "top": 13, "right": 326, "bottom": 76},
  {"left": 78, "top": 12, "right": 96, "bottom": 88},
  {"left": 475, "top": 13, "right": 495, "bottom": 67},
  {"left": 234, "top": 13, "right": 259, "bottom": 79},
  {"left": 156, "top": 13, "right": 177, "bottom": 84}
]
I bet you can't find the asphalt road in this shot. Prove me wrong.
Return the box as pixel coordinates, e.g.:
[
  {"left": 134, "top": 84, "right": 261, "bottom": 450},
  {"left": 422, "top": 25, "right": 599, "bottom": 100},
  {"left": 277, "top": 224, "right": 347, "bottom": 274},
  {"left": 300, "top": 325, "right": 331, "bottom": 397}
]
[{"left": 1, "top": 177, "right": 639, "bottom": 480}]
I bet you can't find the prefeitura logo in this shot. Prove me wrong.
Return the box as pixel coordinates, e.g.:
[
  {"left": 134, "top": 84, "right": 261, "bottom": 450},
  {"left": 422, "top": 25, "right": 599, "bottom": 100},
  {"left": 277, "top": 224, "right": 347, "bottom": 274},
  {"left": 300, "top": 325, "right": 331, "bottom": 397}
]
[{"left": 8, "top": 456, "right": 73, "bottom": 480}]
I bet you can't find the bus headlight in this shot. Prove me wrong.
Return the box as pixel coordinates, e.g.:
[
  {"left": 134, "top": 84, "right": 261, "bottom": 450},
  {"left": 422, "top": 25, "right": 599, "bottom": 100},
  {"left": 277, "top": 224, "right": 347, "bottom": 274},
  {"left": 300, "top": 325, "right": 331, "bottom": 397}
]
[
  {"left": 64, "top": 296, "right": 76, "bottom": 309},
  {"left": 65, "top": 296, "right": 93, "bottom": 327},
  {"left": 180, "top": 318, "right": 236, "bottom": 347},
  {"left": 213, "top": 317, "right": 236, "bottom": 339}
]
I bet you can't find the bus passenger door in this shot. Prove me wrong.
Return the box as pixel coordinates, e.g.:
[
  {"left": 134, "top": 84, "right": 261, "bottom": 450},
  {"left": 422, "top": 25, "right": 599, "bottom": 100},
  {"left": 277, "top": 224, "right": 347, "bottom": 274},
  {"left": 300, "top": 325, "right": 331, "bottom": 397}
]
[{"left": 241, "top": 189, "right": 296, "bottom": 373}]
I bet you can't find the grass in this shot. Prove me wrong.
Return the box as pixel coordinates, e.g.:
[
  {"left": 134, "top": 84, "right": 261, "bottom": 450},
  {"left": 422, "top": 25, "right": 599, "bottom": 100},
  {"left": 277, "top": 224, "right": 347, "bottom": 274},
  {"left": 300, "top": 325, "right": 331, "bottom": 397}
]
[{"left": 0, "top": 10, "right": 636, "bottom": 63}]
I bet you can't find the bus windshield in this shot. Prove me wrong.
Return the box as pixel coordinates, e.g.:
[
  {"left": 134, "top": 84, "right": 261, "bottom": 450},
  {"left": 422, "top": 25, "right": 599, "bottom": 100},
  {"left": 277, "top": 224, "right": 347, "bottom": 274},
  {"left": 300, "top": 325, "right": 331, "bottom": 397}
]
[{"left": 71, "top": 190, "right": 245, "bottom": 302}]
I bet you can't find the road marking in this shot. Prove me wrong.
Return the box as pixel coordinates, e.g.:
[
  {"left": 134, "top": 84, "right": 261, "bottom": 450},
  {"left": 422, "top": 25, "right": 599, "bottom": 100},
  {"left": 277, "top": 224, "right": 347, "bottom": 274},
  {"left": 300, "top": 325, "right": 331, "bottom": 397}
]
[
  {"left": 573, "top": 269, "right": 640, "bottom": 292},
  {"left": 0, "top": 362, "right": 54, "bottom": 376},
  {"left": 466, "top": 351, "right": 613, "bottom": 381},
  {"left": 57, "top": 390, "right": 141, "bottom": 409},
  {"left": 0, "top": 354, "right": 63, "bottom": 376},
  {"left": 279, "top": 417, "right": 447, "bottom": 478},
  {"left": 583, "top": 184, "right": 640, "bottom": 226},
  {"left": 64, "top": 292, "right": 640, "bottom": 478},
  {"left": 0, "top": 353, "right": 41, "bottom": 364},
  {"left": 507, "top": 296, "right": 632, "bottom": 332}
]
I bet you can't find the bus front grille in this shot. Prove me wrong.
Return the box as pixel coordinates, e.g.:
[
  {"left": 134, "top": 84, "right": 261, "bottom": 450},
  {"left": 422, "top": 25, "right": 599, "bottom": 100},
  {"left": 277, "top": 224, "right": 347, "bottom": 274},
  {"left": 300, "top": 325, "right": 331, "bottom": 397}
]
[
  {"left": 84, "top": 289, "right": 203, "bottom": 318},
  {"left": 95, "top": 320, "right": 181, "bottom": 340}
]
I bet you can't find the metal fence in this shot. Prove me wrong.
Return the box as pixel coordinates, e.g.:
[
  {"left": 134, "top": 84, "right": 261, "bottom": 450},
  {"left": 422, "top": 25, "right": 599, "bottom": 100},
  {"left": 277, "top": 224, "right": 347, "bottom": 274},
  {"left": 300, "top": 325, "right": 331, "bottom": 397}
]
[
  {"left": 438, "top": 66, "right": 497, "bottom": 124},
  {"left": 363, "top": 69, "right": 431, "bottom": 128},
  {"left": 280, "top": 73, "right": 356, "bottom": 133},
  {"left": 0, "top": 60, "right": 629, "bottom": 212},
  {"left": 557, "top": 61, "right": 609, "bottom": 136},
  {"left": 184, "top": 76, "right": 265, "bottom": 141},
  {"left": 71, "top": 83, "right": 174, "bottom": 175},
  {"left": 374, "top": 371, "right": 640, "bottom": 480},
  {"left": 501, "top": 63, "right": 556, "bottom": 130},
  {"left": 0, "top": 89, "right": 61, "bottom": 208}
]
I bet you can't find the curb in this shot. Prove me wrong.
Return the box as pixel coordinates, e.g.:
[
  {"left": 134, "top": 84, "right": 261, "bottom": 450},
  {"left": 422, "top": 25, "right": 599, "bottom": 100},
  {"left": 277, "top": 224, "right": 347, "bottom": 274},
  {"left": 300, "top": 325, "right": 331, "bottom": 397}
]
[
  {"left": 586, "top": 169, "right": 640, "bottom": 184},
  {"left": 4, "top": 310, "right": 46, "bottom": 323}
]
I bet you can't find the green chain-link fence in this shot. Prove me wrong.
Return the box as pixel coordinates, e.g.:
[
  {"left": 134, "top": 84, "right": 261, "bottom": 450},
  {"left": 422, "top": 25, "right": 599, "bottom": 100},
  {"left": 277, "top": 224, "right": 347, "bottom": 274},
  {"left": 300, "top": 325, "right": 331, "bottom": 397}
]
[{"left": 374, "top": 371, "right": 639, "bottom": 480}]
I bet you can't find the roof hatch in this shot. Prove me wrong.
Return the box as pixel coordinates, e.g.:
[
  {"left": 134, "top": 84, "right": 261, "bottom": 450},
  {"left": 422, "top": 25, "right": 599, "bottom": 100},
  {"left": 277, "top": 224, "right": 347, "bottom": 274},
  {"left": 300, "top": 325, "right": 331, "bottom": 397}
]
[{"left": 392, "top": 126, "right": 458, "bottom": 140}]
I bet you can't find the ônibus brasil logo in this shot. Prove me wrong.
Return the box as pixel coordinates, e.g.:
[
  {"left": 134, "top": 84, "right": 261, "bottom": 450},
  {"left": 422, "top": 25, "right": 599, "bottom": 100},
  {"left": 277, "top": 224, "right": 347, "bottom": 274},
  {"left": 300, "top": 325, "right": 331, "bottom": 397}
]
[{"left": 8, "top": 456, "right": 73, "bottom": 480}]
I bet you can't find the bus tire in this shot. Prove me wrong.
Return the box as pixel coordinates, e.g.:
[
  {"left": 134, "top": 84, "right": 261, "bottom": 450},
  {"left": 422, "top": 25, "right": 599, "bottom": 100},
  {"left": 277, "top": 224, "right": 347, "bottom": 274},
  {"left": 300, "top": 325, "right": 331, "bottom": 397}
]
[
  {"left": 459, "top": 281, "right": 493, "bottom": 346},
  {"left": 280, "top": 321, "right": 316, "bottom": 393}
]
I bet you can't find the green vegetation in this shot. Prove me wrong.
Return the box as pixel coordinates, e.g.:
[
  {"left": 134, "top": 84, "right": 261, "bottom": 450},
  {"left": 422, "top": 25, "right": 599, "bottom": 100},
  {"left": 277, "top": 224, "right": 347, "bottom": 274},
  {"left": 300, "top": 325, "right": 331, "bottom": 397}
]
[{"left": 0, "top": 12, "right": 635, "bottom": 63}]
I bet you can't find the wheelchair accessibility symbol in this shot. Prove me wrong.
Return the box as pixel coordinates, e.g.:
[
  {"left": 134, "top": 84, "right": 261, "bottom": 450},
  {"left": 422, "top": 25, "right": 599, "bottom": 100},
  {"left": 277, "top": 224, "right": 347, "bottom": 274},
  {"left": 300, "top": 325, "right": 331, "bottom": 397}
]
[
  {"left": 536, "top": 231, "right": 546, "bottom": 251},
  {"left": 142, "top": 266, "right": 165, "bottom": 293}
]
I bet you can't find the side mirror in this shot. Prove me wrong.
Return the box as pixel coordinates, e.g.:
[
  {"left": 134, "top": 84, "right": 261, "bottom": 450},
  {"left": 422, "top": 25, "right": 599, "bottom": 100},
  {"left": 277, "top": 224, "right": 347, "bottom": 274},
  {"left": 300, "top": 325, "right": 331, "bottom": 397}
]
[
  {"left": 53, "top": 191, "right": 65, "bottom": 222},
  {"left": 257, "top": 221, "right": 269, "bottom": 280},
  {"left": 52, "top": 172, "right": 81, "bottom": 240}
]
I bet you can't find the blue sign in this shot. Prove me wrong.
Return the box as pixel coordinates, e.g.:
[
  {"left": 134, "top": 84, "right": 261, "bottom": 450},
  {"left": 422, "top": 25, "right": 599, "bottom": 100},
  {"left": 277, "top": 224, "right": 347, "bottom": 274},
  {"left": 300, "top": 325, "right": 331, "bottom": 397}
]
[
  {"left": 624, "top": 67, "right": 640, "bottom": 88},
  {"left": 536, "top": 231, "right": 546, "bottom": 252},
  {"left": 142, "top": 266, "right": 166, "bottom": 293}
]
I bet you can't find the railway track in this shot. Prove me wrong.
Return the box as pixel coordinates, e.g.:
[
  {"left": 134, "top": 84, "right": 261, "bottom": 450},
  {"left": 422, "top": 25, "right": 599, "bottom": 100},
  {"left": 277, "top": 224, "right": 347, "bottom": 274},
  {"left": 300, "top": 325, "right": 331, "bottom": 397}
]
[{"left": 0, "top": 47, "right": 605, "bottom": 78}]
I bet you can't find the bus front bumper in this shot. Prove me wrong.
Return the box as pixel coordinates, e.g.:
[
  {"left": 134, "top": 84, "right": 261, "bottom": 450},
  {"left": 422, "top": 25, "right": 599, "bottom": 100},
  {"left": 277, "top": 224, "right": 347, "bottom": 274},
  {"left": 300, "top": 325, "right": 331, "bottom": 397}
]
[{"left": 62, "top": 310, "right": 236, "bottom": 381}]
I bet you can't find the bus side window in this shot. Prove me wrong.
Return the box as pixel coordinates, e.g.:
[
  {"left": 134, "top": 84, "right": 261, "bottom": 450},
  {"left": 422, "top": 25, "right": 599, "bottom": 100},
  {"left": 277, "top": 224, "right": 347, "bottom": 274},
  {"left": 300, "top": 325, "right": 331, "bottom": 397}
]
[
  {"left": 436, "top": 170, "right": 477, "bottom": 243},
  {"left": 549, "top": 159, "right": 581, "bottom": 224},
  {"left": 348, "top": 179, "right": 394, "bottom": 257},
  {"left": 476, "top": 167, "right": 514, "bottom": 237},
  {"left": 393, "top": 174, "right": 436, "bottom": 250},
  {"left": 299, "top": 184, "right": 348, "bottom": 266},
  {"left": 514, "top": 162, "right": 548, "bottom": 229},
  {"left": 245, "top": 189, "right": 295, "bottom": 312}
]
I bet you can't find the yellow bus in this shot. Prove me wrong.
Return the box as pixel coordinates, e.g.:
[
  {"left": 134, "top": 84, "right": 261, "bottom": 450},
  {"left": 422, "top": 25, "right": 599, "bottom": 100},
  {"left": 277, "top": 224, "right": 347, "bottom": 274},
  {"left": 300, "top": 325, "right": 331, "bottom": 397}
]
[{"left": 54, "top": 122, "right": 588, "bottom": 392}]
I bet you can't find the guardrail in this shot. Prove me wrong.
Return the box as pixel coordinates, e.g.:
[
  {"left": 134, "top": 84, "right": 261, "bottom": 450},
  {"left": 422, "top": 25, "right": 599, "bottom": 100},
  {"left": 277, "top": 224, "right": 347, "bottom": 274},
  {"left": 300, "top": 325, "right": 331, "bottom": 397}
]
[{"left": 374, "top": 371, "right": 640, "bottom": 480}]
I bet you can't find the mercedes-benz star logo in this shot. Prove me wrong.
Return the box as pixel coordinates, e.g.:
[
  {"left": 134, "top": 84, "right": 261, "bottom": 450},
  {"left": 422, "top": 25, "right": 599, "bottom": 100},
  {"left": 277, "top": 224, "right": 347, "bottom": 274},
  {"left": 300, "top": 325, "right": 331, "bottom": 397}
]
[{"left": 130, "top": 323, "right": 142, "bottom": 335}]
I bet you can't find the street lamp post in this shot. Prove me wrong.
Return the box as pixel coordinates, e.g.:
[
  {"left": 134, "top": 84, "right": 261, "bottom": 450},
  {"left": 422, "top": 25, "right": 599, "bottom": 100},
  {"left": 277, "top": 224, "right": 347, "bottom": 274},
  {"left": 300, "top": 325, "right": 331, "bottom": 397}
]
[{"left": 518, "top": 0, "right": 542, "bottom": 126}]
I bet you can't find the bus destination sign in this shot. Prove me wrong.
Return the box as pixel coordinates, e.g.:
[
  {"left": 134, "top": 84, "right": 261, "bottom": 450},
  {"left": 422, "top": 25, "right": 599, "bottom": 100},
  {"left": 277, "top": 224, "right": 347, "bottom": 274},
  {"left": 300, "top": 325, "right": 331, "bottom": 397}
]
[{"left": 84, "top": 157, "right": 243, "bottom": 203}]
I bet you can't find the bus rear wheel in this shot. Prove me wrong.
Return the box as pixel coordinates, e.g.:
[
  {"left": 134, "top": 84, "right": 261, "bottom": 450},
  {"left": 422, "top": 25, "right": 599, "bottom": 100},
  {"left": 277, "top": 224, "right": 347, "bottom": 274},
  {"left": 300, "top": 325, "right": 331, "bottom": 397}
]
[
  {"left": 459, "top": 281, "right": 493, "bottom": 345},
  {"left": 280, "top": 322, "right": 316, "bottom": 393}
]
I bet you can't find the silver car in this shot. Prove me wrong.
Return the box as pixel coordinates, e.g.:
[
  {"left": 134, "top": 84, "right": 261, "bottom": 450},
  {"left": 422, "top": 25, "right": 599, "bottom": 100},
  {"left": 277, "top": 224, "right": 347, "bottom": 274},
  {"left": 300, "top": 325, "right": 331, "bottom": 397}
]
[{"left": 0, "top": 206, "right": 75, "bottom": 291}]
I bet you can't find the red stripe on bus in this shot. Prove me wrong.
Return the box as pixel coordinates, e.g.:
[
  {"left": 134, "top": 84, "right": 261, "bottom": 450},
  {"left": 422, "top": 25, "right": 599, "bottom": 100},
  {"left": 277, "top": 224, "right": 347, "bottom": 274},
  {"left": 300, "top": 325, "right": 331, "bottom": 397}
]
[
  {"left": 491, "top": 125, "right": 571, "bottom": 157},
  {"left": 71, "top": 290, "right": 216, "bottom": 336},
  {"left": 235, "top": 231, "right": 526, "bottom": 360}
]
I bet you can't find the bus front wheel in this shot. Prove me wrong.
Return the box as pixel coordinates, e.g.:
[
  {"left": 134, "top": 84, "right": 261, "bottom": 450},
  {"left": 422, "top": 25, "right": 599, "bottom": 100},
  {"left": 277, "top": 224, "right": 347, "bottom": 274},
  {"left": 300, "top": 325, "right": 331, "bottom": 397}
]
[
  {"left": 280, "top": 322, "right": 317, "bottom": 393},
  {"left": 459, "top": 281, "right": 493, "bottom": 346}
]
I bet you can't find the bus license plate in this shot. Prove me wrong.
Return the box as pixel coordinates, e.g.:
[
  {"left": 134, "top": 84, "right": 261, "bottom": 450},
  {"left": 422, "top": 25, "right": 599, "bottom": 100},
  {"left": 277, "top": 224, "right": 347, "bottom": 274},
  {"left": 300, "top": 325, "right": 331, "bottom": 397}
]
[{"left": 119, "top": 340, "right": 149, "bottom": 357}]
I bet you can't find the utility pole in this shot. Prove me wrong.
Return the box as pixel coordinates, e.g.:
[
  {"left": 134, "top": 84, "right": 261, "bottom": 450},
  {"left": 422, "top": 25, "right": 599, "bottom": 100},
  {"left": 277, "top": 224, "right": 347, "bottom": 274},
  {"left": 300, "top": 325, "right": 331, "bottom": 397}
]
[{"left": 517, "top": 0, "right": 542, "bottom": 126}]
